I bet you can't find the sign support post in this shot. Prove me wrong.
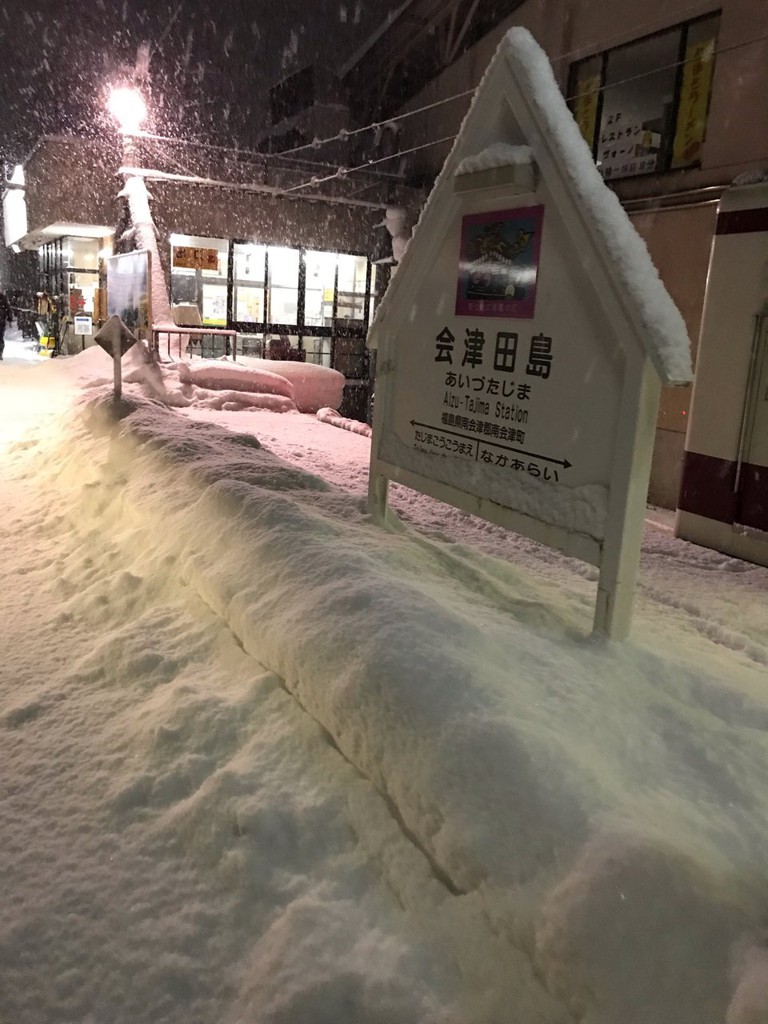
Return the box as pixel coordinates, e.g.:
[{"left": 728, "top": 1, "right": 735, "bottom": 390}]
[
  {"left": 594, "top": 361, "right": 661, "bottom": 639},
  {"left": 94, "top": 315, "right": 138, "bottom": 404},
  {"left": 113, "top": 331, "right": 123, "bottom": 402}
]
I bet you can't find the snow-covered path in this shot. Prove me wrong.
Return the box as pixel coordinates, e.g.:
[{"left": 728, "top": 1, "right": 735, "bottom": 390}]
[
  {"left": 2, "top": 342, "right": 768, "bottom": 1024},
  {"left": 0, "top": 404, "right": 478, "bottom": 1022}
]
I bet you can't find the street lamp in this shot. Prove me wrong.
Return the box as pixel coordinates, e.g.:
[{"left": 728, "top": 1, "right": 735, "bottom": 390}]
[{"left": 107, "top": 86, "right": 147, "bottom": 135}]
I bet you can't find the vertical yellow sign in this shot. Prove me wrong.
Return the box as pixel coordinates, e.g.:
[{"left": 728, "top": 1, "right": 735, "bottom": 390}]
[
  {"left": 673, "top": 38, "right": 715, "bottom": 168},
  {"left": 573, "top": 73, "right": 601, "bottom": 149}
]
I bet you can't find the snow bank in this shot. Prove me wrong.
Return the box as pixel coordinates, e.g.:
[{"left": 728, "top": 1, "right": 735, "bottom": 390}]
[
  {"left": 3, "top": 342, "right": 768, "bottom": 1023},
  {"left": 64, "top": 392, "right": 768, "bottom": 1024}
]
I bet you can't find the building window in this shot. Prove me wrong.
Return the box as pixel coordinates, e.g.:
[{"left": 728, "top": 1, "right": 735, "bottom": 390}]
[
  {"left": 170, "top": 234, "right": 376, "bottom": 378},
  {"left": 569, "top": 14, "right": 719, "bottom": 180},
  {"left": 170, "top": 233, "right": 228, "bottom": 326}
]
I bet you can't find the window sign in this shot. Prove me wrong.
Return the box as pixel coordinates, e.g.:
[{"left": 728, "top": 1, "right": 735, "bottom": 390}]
[
  {"left": 173, "top": 246, "right": 220, "bottom": 271},
  {"left": 202, "top": 283, "right": 227, "bottom": 326},
  {"left": 672, "top": 21, "right": 717, "bottom": 168},
  {"left": 572, "top": 57, "right": 601, "bottom": 148},
  {"left": 570, "top": 14, "right": 719, "bottom": 179}
]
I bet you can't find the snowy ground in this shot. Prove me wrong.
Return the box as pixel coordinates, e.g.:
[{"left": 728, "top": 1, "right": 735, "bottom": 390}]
[{"left": 1, "top": 329, "right": 767, "bottom": 1024}]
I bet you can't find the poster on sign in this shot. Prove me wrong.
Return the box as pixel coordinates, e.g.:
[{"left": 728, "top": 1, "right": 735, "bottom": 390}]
[
  {"left": 106, "top": 250, "right": 151, "bottom": 332},
  {"left": 456, "top": 206, "right": 543, "bottom": 318},
  {"left": 366, "top": 28, "right": 692, "bottom": 639}
]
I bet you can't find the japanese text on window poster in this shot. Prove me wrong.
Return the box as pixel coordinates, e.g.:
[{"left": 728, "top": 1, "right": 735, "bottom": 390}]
[{"left": 455, "top": 206, "right": 544, "bottom": 319}]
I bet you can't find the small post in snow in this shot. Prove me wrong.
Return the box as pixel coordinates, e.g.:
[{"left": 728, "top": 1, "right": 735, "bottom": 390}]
[
  {"left": 113, "top": 329, "right": 123, "bottom": 401},
  {"left": 93, "top": 315, "right": 139, "bottom": 403}
]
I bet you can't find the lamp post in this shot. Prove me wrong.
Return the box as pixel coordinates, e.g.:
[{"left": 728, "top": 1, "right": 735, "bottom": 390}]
[
  {"left": 106, "top": 78, "right": 173, "bottom": 341},
  {"left": 107, "top": 85, "right": 147, "bottom": 165}
]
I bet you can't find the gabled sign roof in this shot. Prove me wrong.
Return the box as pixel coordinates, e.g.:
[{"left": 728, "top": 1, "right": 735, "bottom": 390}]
[{"left": 370, "top": 27, "right": 692, "bottom": 387}]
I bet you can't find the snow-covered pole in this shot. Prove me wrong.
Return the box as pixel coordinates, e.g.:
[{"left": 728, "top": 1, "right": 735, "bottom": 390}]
[{"left": 108, "top": 50, "right": 174, "bottom": 336}]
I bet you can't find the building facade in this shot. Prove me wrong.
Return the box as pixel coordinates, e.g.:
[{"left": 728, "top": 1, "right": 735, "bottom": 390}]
[
  {"left": 342, "top": 0, "right": 767, "bottom": 561},
  {"left": 3, "top": 134, "right": 414, "bottom": 418},
  {"left": 3, "top": 0, "right": 767, "bottom": 561}
]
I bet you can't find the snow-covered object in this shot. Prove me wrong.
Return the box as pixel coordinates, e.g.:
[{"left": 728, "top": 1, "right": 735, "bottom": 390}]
[
  {"left": 190, "top": 388, "right": 296, "bottom": 414},
  {"left": 377, "top": 206, "right": 412, "bottom": 264},
  {"left": 316, "top": 406, "right": 372, "bottom": 436},
  {"left": 502, "top": 28, "right": 691, "bottom": 384},
  {"left": 176, "top": 361, "right": 295, "bottom": 400},
  {"left": 236, "top": 357, "right": 345, "bottom": 413},
  {"left": 456, "top": 143, "right": 534, "bottom": 176},
  {"left": 1, "top": 344, "right": 768, "bottom": 1023},
  {"left": 120, "top": 175, "right": 173, "bottom": 328}
]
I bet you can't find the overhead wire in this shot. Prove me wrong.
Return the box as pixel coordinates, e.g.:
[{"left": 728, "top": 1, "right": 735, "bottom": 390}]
[
  {"left": 268, "top": 0, "right": 731, "bottom": 160},
  {"left": 115, "top": 12, "right": 768, "bottom": 206},
  {"left": 276, "top": 26, "right": 768, "bottom": 198},
  {"left": 279, "top": 136, "right": 457, "bottom": 195}
]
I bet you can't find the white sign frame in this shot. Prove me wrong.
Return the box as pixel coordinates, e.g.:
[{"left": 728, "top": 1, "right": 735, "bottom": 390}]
[{"left": 367, "top": 30, "right": 690, "bottom": 640}]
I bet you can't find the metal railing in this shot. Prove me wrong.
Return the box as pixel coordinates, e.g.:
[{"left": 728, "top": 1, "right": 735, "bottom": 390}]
[{"left": 152, "top": 325, "right": 238, "bottom": 361}]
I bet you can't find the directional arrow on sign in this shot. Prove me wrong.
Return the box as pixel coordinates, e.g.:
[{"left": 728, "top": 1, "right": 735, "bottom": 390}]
[{"left": 410, "top": 419, "right": 572, "bottom": 468}]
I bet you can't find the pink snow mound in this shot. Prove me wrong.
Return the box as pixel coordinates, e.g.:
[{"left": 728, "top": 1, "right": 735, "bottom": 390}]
[
  {"left": 240, "top": 358, "right": 345, "bottom": 414},
  {"left": 316, "top": 407, "right": 372, "bottom": 437},
  {"left": 176, "top": 361, "right": 295, "bottom": 400},
  {"left": 194, "top": 388, "right": 296, "bottom": 414}
]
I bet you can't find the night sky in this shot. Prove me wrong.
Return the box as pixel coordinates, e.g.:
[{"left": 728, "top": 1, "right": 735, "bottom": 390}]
[{"left": 0, "top": 0, "right": 402, "bottom": 161}]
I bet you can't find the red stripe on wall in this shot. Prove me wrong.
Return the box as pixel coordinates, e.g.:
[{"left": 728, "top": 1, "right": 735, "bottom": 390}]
[
  {"left": 715, "top": 207, "right": 768, "bottom": 235},
  {"left": 678, "top": 450, "right": 737, "bottom": 523},
  {"left": 679, "top": 450, "right": 768, "bottom": 531}
]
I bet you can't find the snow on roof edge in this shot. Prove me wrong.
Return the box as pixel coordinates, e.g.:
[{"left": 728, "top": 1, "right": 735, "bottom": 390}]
[
  {"left": 502, "top": 27, "right": 692, "bottom": 386},
  {"left": 372, "top": 28, "right": 692, "bottom": 387}
]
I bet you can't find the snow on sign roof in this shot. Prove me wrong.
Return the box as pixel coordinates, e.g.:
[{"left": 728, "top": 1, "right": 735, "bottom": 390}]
[
  {"left": 371, "top": 27, "right": 692, "bottom": 387},
  {"left": 502, "top": 28, "right": 692, "bottom": 386}
]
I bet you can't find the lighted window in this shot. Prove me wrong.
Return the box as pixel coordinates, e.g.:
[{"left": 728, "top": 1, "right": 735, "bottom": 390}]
[
  {"left": 304, "top": 250, "right": 337, "bottom": 327},
  {"left": 169, "top": 233, "right": 228, "bottom": 326},
  {"left": 267, "top": 246, "right": 299, "bottom": 324},
  {"left": 336, "top": 254, "right": 368, "bottom": 320},
  {"left": 233, "top": 243, "right": 266, "bottom": 324}
]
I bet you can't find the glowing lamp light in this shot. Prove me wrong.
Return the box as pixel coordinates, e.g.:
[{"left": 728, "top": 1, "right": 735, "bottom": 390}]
[{"left": 107, "top": 86, "right": 147, "bottom": 134}]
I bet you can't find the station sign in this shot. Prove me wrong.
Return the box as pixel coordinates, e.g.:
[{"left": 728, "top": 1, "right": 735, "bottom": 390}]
[{"left": 367, "top": 28, "right": 691, "bottom": 639}]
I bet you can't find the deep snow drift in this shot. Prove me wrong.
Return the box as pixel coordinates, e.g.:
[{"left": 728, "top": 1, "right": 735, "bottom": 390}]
[{"left": 1, "top": 334, "right": 767, "bottom": 1024}]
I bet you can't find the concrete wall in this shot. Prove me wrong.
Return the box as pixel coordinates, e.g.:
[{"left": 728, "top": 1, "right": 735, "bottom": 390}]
[
  {"left": 628, "top": 203, "right": 718, "bottom": 505},
  {"left": 24, "top": 138, "right": 122, "bottom": 238},
  {"left": 150, "top": 180, "right": 376, "bottom": 255}
]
